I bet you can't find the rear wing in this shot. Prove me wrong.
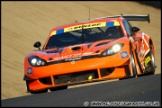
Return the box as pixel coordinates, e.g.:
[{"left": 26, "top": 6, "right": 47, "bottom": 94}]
[{"left": 91, "top": 14, "right": 150, "bottom": 23}]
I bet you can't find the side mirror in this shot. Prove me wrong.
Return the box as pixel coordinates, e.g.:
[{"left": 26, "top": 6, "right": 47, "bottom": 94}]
[
  {"left": 131, "top": 26, "right": 140, "bottom": 32},
  {"left": 33, "top": 41, "right": 41, "bottom": 50}
]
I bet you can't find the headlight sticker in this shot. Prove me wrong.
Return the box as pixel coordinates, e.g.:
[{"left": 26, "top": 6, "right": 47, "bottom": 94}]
[
  {"left": 120, "top": 51, "right": 128, "bottom": 58},
  {"left": 27, "top": 68, "right": 32, "bottom": 74}
]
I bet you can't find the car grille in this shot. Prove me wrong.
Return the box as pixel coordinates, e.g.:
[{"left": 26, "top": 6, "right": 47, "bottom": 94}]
[
  {"left": 38, "top": 68, "right": 115, "bottom": 85},
  {"left": 54, "top": 70, "right": 98, "bottom": 85}
]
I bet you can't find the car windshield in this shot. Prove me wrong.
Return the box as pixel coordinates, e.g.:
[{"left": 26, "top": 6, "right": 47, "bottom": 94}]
[{"left": 45, "top": 26, "right": 123, "bottom": 49}]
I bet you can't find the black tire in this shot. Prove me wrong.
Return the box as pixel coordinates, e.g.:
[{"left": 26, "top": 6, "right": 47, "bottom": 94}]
[
  {"left": 135, "top": 45, "right": 156, "bottom": 76},
  {"left": 50, "top": 86, "right": 67, "bottom": 92},
  {"left": 129, "top": 49, "right": 137, "bottom": 77},
  {"left": 146, "top": 45, "right": 156, "bottom": 75},
  {"left": 119, "top": 49, "right": 137, "bottom": 80},
  {"left": 135, "top": 49, "right": 143, "bottom": 75}
]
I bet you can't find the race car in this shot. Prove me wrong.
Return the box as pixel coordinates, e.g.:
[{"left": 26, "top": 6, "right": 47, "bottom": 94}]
[{"left": 23, "top": 14, "right": 156, "bottom": 94}]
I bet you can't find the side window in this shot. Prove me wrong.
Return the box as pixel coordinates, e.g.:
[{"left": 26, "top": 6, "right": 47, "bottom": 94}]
[{"left": 122, "top": 20, "right": 133, "bottom": 36}]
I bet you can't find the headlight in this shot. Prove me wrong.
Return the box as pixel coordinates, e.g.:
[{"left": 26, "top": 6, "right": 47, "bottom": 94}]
[
  {"left": 28, "top": 56, "right": 46, "bottom": 66},
  {"left": 101, "top": 43, "right": 124, "bottom": 56}
]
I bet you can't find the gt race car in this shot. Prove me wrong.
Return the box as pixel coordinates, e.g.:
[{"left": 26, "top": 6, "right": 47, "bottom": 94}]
[{"left": 24, "top": 14, "right": 156, "bottom": 93}]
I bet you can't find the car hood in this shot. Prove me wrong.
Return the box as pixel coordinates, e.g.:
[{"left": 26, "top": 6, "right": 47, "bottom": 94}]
[{"left": 27, "top": 37, "right": 128, "bottom": 62}]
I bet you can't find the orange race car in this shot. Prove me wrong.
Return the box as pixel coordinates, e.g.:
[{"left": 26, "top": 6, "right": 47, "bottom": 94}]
[{"left": 23, "top": 14, "right": 156, "bottom": 94}]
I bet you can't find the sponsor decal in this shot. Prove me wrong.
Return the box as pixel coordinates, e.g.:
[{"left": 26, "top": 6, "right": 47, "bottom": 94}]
[
  {"left": 120, "top": 51, "right": 128, "bottom": 58},
  {"left": 27, "top": 68, "right": 32, "bottom": 74},
  {"left": 62, "top": 52, "right": 94, "bottom": 59},
  {"left": 68, "top": 27, "right": 73, "bottom": 31},
  {"left": 62, "top": 53, "right": 82, "bottom": 59},
  {"left": 64, "top": 22, "right": 105, "bottom": 32},
  {"left": 50, "top": 21, "right": 120, "bottom": 36},
  {"left": 144, "top": 56, "right": 151, "bottom": 67},
  {"left": 65, "top": 57, "right": 82, "bottom": 62}
]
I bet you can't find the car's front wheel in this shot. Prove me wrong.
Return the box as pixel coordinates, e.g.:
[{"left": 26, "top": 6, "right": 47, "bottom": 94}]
[
  {"left": 119, "top": 49, "right": 137, "bottom": 80},
  {"left": 129, "top": 49, "right": 138, "bottom": 77}
]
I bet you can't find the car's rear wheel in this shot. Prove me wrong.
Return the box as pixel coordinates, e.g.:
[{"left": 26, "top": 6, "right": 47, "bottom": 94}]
[
  {"left": 135, "top": 45, "right": 156, "bottom": 76},
  {"left": 143, "top": 45, "right": 156, "bottom": 75},
  {"left": 147, "top": 45, "right": 156, "bottom": 74}
]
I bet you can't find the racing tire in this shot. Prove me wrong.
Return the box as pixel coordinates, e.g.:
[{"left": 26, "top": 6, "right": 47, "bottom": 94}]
[
  {"left": 119, "top": 49, "right": 137, "bottom": 80},
  {"left": 134, "top": 49, "right": 143, "bottom": 75},
  {"left": 147, "top": 45, "right": 156, "bottom": 74},
  {"left": 129, "top": 49, "right": 138, "bottom": 77},
  {"left": 135, "top": 45, "right": 156, "bottom": 76}
]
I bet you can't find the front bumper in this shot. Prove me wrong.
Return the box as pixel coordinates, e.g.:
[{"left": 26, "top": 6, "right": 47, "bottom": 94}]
[{"left": 24, "top": 51, "right": 130, "bottom": 91}]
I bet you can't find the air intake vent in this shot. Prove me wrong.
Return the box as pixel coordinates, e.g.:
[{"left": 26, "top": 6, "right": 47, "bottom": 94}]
[
  {"left": 71, "top": 46, "right": 81, "bottom": 51},
  {"left": 96, "top": 42, "right": 109, "bottom": 47},
  {"left": 46, "top": 50, "right": 59, "bottom": 53}
]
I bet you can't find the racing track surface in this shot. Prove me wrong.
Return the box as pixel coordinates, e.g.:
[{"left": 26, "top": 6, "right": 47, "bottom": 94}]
[
  {"left": 1, "top": 1, "right": 161, "bottom": 101},
  {"left": 1, "top": 74, "right": 161, "bottom": 107}
]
